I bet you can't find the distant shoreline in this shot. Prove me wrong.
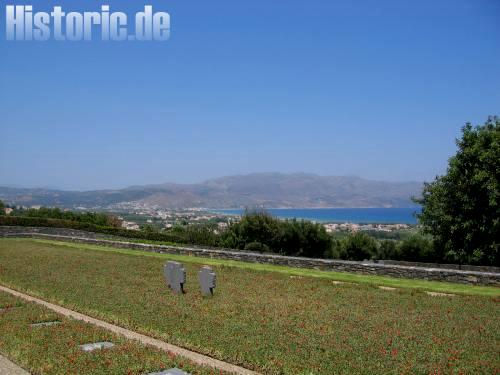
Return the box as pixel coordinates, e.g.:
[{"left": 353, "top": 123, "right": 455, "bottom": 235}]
[
  {"left": 207, "top": 206, "right": 420, "bottom": 210},
  {"left": 208, "top": 207, "right": 420, "bottom": 225}
]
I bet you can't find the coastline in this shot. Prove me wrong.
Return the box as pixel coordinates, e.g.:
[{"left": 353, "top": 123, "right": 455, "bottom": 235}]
[{"left": 207, "top": 207, "right": 420, "bottom": 225}]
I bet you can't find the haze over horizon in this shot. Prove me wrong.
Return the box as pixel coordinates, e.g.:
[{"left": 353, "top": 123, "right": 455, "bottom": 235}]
[
  {"left": 0, "top": 173, "right": 423, "bottom": 208},
  {"left": 0, "top": 172, "right": 423, "bottom": 192},
  {"left": 1, "top": 0, "right": 499, "bottom": 190}
]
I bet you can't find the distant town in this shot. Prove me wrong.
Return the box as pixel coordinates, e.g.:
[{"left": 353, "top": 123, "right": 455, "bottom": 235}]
[
  {"left": 60, "top": 199, "right": 414, "bottom": 233},
  {"left": 3, "top": 201, "right": 412, "bottom": 234}
]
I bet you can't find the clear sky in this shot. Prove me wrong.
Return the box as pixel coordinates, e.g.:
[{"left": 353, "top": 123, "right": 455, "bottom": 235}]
[{"left": 1, "top": 0, "right": 499, "bottom": 190}]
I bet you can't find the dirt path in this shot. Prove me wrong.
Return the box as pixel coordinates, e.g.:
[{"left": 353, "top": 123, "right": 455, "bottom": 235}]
[
  {"left": 0, "top": 285, "right": 259, "bottom": 375},
  {"left": 0, "top": 354, "right": 30, "bottom": 375}
]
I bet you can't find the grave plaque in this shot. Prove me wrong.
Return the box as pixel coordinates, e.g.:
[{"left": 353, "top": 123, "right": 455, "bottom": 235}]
[
  {"left": 147, "top": 369, "right": 190, "bottom": 375},
  {"left": 79, "top": 341, "right": 115, "bottom": 352},
  {"left": 31, "top": 320, "right": 61, "bottom": 327},
  {"left": 164, "top": 261, "right": 186, "bottom": 294},
  {"left": 198, "top": 266, "right": 216, "bottom": 296}
]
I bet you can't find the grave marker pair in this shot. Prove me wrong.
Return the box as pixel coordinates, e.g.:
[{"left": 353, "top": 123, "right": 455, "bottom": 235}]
[{"left": 163, "top": 261, "right": 216, "bottom": 296}]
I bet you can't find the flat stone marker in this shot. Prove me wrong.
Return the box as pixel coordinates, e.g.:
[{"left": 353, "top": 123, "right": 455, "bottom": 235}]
[
  {"left": 426, "top": 291, "right": 455, "bottom": 297},
  {"left": 31, "top": 320, "right": 61, "bottom": 327},
  {"left": 164, "top": 261, "right": 186, "bottom": 294},
  {"left": 331, "top": 281, "right": 347, "bottom": 285},
  {"left": 198, "top": 266, "right": 216, "bottom": 296},
  {"left": 79, "top": 341, "right": 115, "bottom": 352},
  {"left": 378, "top": 286, "right": 397, "bottom": 291},
  {"left": 147, "top": 368, "right": 190, "bottom": 375}
]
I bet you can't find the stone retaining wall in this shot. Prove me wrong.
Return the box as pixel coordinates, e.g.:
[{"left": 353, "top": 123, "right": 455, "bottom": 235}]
[
  {"left": 1, "top": 226, "right": 499, "bottom": 286},
  {"left": 381, "top": 259, "right": 499, "bottom": 273}
]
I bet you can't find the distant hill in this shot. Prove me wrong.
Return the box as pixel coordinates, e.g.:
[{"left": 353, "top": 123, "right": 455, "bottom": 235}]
[{"left": 0, "top": 173, "right": 422, "bottom": 209}]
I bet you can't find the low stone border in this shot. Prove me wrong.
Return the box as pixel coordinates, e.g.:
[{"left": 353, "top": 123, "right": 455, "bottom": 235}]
[
  {"left": 1, "top": 226, "right": 499, "bottom": 286},
  {"left": 380, "top": 259, "right": 499, "bottom": 273},
  {"left": 0, "top": 354, "right": 30, "bottom": 375}
]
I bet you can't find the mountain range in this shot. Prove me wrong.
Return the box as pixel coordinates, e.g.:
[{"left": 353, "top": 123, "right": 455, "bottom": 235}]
[{"left": 0, "top": 173, "right": 422, "bottom": 209}]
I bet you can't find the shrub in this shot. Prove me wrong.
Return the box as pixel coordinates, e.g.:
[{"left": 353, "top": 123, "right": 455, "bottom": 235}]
[
  {"left": 376, "top": 240, "right": 400, "bottom": 260},
  {"left": 339, "top": 232, "right": 378, "bottom": 261},
  {"left": 221, "top": 210, "right": 333, "bottom": 257},
  {"left": 177, "top": 223, "right": 220, "bottom": 247},
  {"left": 397, "top": 235, "right": 434, "bottom": 262}
]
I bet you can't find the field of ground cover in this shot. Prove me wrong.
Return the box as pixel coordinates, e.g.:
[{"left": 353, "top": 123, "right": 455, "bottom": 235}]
[
  {"left": 31, "top": 238, "right": 500, "bottom": 297},
  {"left": 0, "top": 238, "right": 499, "bottom": 374},
  {"left": 0, "top": 291, "right": 218, "bottom": 375}
]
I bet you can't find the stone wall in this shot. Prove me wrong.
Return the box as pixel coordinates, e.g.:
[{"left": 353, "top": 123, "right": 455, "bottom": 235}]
[
  {"left": 380, "top": 260, "right": 499, "bottom": 273},
  {"left": 1, "top": 226, "right": 499, "bottom": 286}
]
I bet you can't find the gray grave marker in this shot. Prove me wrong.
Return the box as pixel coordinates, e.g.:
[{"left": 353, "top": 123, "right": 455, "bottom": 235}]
[
  {"left": 164, "top": 261, "right": 186, "bottom": 294},
  {"left": 147, "top": 369, "right": 190, "bottom": 375},
  {"left": 79, "top": 341, "right": 115, "bottom": 352},
  {"left": 31, "top": 320, "right": 61, "bottom": 327},
  {"left": 198, "top": 266, "right": 216, "bottom": 296}
]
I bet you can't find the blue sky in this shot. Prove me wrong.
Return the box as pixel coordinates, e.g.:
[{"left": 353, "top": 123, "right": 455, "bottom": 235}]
[{"left": 1, "top": 0, "right": 499, "bottom": 190}]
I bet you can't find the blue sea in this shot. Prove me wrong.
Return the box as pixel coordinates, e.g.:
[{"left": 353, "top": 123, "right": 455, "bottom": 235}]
[{"left": 211, "top": 208, "right": 420, "bottom": 224}]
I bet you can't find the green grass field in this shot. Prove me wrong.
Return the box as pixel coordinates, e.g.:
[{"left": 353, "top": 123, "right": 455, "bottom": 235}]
[
  {"left": 32, "top": 238, "right": 500, "bottom": 297},
  {"left": 0, "top": 238, "right": 499, "bottom": 374},
  {"left": 0, "top": 291, "right": 217, "bottom": 375}
]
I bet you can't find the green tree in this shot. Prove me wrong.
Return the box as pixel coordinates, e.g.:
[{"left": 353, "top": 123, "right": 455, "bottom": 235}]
[
  {"left": 397, "top": 235, "right": 434, "bottom": 262},
  {"left": 219, "top": 210, "right": 333, "bottom": 257},
  {"left": 377, "top": 240, "right": 399, "bottom": 260},
  {"left": 414, "top": 117, "right": 499, "bottom": 265},
  {"left": 339, "top": 232, "right": 378, "bottom": 261},
  {"left": 0, "top": 200, "right": 5, "bottom": 216}
]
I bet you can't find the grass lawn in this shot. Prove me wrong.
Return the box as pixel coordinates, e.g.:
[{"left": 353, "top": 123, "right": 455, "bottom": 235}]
[
  {"left": 0, "top": 291, "right": 218, "bottom": 375},
  {"left": 0, "top": 238, "right": 499, "bottom": 374},
  {"left": 33, "top": 238, "right": 500, "bottom": 297}
]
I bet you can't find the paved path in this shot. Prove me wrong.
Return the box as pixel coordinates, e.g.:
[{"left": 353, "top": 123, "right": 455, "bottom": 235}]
[
  {"left": 0, "top": 354, "right": 30, "bottom": 375},
  {"left": 0, "top": 285, "right": 259, "bottom": 375}
]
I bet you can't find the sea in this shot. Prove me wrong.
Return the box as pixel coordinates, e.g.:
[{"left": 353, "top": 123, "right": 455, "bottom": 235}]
[{"left": 210, "top": 207, "right": 421, "bottom": 224}]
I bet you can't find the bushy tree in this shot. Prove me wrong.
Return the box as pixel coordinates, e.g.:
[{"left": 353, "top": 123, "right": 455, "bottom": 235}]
[
  {"left": 170, "top": 222, "right": 219, "bottom": 247},
  {"left": 339, "top": 232, "right": 378, "bottom": 261},
  {"left": 220, "top": 210, "right": 333, "bottom": 257},
  {"left": 0, "top": 200, "right": 5, "bottom": 216},
  {"left": 414, "top": 117, "right": 499, "bottom": 265},
  {"left": 229, "top": 209, "right": 283, "bottom": 250},
  {"left": 397, "top": 235, "right": 434, "bottom": 262},
  {"left": 280, "top": 219, "right": 333, "bottom": 258},
  {"left": 377, "top": 240, "right": 399, "bottom": 260}
]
